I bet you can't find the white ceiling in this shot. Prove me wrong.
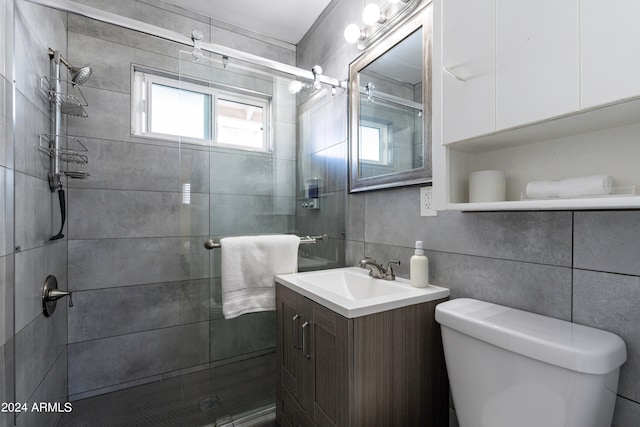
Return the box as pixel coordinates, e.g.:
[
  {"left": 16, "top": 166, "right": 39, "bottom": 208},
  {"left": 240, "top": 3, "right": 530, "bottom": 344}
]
[{"left": 165, "top": 0, "right": 333, "bottom": 44}]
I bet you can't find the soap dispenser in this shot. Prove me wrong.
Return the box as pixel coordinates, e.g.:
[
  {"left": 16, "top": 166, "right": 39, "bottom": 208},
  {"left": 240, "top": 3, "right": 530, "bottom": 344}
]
[{"left": 410, "top": 240, "right": 429, "bottom": 288}]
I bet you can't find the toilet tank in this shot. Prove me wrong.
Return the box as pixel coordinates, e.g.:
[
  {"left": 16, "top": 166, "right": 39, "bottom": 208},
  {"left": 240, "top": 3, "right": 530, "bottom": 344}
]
[{"left": 435, "top": 298, "right": 627, "bottom": 427}]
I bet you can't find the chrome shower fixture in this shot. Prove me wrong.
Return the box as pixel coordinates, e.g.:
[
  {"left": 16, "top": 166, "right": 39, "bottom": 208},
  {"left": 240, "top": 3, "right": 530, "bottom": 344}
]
[{"left": 48, "top": 48, "right": 92, "bottom": 85}]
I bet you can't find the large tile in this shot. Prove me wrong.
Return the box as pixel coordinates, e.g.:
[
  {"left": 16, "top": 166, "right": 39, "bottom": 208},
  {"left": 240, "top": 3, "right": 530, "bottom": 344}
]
[
  {"left": 13, "top": 90, "right": 50, "bottom": 181},
  {"left": 66, "top": 137, "right": 210, "bottom": 194},
  {"left": 344, "top": 240, "right": 365, "bottom": 268},
  {"left": 14, "top": 172, "right": 60, "bottom": 252},
  {"left": 14, "top": 1, "right": 66, "bottom": 113},
  {"left": 429, "top": 249, "right": 572, "bottom": 320},
  {"left": 68, "top": 236, "right": 210, "bottom": 290},
  {"left": 67, "top": 30, "right": 219, "bottom": 94},
  {"left": 364, "top": 186, "right": 573, "bottom": 267},
  {"left": 210, "top": 311, "right": 276, "bottom": 362},
  {"left": 300, "top": 141, "right": 347, "bottom": 196},
  {"left": 612, "top": 397, "right": 640, "bottom": 427},
  {"left": 71, "top": 0, "right": 210, "bottom": 37},
  {"left": 209, "top": 151, "right": 290, "bottom": 197},
  {"left": 67, "top": 188, "right": 208, "bottom": 239},
  {"left": 346, "top": 192, "right": 365, "bottom": 242},
  {"left": 208, "top": 24, "right": 295, "bottom": 66},
  {"left": 15, "top": 301, "right": 67, "bottom": 403},
  {"left": 66, "top": 86, "right": 132, "bottom": 143},
  {"left": 16, "top": 348, "right": 67, "bottom": 427},
  {"left": 296, "top": 190, "right": 346, "bottom": 240},
  {"left": 573, "top": 269, "right": 640, "bottom": 402},
  {"left": 14, "top": 241, "right": 67, "bottom": 334},
  {"left": 68, "top": 279, "right": 210, "bottom": 343},
  {"left": 209, "top": 193, "right": 294, "bottom": 236},
  {"left": 68, "top": 322, "right": 209, "bottom": 396},
  {"left": 574, "top": 211, "right": 640, "bottom": 276}
]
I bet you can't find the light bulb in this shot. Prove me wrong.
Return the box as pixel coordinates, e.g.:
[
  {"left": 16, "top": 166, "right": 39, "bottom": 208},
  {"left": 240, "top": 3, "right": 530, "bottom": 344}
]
[
  {"left": 362, "top": 3, "right": 383, "bottom": 25},
  {"left": 344, "top": 24, "right": 362, "bottom": 44}
]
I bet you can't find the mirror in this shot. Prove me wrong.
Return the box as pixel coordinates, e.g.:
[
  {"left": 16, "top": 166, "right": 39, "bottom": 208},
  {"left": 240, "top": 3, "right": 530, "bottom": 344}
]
[{"left": 349, "top": 5, "right": 431, "bottom": 192}]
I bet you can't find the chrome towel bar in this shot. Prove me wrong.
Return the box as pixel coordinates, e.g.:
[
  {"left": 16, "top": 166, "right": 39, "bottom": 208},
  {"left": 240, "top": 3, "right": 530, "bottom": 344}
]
[{"left": 203, "top": 234, "right": 328, "bottom": 250}]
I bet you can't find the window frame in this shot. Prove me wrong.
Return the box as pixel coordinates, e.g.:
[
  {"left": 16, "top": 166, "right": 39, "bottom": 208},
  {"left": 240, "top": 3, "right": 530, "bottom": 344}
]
[
  {"left": 132, "top": 69, "right": 272, "bottom": 153},
  {"left": 358, "top": 118, "right": 392, "bottom": 166}
]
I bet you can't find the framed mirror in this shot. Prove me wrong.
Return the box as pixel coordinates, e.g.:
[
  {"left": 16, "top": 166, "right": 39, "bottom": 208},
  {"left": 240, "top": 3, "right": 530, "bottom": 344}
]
[{"left": 348, "top": 5, "right": 432, "bottom": 192}]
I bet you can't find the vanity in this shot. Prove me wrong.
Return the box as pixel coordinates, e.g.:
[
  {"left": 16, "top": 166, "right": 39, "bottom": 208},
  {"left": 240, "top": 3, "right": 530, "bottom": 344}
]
[{"left": 275, "top": 267, "right": 450, "bottom": 426}]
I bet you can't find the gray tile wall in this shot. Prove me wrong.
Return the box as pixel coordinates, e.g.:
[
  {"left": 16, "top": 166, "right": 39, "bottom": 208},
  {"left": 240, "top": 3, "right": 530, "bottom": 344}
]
[
  {"left": 11, "top": 1, "right": 69, "bottom": 426},
  {"left": 298, "top": 0, "right": 640, "bottom": 425},
  {"left": 0, "top": 0, "right": 14, "bottom": 426},
  {"left": 65, "top": 0, "right": 297, "bottom": 400}
]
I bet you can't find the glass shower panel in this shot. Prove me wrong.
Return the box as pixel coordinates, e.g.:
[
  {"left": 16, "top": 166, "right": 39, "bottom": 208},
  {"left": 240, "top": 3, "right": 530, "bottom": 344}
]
[
  {"left": 178, "top": 49, "right": 297, "bottom": 421},
  {"left": 296, "top": 89, "right": 348, "bottom": 271}
]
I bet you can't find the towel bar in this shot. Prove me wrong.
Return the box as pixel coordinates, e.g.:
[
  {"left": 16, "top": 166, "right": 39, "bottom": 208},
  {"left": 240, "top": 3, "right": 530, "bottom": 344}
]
[{"left": 203, "top": 234, "right": 328, "bottom": 250}]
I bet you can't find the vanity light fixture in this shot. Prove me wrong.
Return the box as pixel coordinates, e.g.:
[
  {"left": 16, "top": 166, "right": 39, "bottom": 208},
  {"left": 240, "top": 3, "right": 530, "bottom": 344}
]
[
  {"left": 362, "top": 4, "right": 385, "bottom": 26},
  {"left": 344, "top": 0, "right": 421, "bottom": 50},
  {"left": 344, "top": 23, "right": 366, "bottom": 44}
]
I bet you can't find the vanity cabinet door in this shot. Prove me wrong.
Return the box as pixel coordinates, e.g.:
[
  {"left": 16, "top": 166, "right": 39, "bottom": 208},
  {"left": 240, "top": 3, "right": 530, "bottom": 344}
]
[
  {"left": 441, "top": 0, "right": 495, "bottom": 144},
  {"left": 495, "top": 0, "right": 579, "bottom": 130},
  {"left": 276, "top": 285, "right": 310, "bottom": 410},
  {"left": 309, "top": 302, "right": 350, "bottom": 427},
  {"left": 581, "top": 0, "right": 640, "bottom": 109}
]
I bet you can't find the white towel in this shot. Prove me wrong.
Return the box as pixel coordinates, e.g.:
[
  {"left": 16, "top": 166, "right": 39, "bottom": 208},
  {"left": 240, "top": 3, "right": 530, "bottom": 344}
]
[
  {"left": 220, "top": 234, "right": 300, "bottom": 319},
  {"left": 525, "top": 175, "right": 614, "bottom": 199}
]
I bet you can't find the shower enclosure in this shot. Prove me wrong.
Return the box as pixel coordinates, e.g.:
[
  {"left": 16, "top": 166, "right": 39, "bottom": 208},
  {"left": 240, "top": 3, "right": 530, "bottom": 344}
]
[{"left": 5, "top": 0, "right": 346, "bottom": 425}]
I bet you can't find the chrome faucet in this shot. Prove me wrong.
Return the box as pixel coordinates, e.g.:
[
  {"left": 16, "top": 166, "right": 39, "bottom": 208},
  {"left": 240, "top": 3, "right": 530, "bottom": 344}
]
[{"left": 359, "top": 257, "right": 401, "bottom": 281}]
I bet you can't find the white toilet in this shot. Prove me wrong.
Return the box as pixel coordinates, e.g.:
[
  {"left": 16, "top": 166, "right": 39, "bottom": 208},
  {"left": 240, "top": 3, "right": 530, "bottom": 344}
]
[{"left": 435, "top": 298, "right": 627, "bottom": 427}]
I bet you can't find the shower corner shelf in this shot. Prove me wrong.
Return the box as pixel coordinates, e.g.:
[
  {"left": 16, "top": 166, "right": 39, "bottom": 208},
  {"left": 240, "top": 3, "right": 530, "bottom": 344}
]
[
  {"left": 40, "top": 76, "right": 88, "bottom": 118},
  {"left": 39, "top": 134, "right": 88, "bottom": 164}
]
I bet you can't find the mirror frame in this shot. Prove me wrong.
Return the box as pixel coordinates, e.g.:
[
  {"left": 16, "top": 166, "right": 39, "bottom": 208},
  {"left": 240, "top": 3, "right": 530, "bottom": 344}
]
[{"left": 348, "top": 5, "right": 432, "bottom": 193}]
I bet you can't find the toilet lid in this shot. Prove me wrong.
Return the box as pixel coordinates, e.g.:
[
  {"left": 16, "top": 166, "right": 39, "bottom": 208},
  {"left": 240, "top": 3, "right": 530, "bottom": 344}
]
[{"left": 435, "top": 298, "right": 627, "bottom": 375}]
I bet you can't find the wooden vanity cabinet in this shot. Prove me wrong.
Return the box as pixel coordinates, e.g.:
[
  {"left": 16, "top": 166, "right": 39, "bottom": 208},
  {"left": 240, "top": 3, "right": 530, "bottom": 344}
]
[{"left": 276, "top": 283, "right": 449, "bottom": 427}]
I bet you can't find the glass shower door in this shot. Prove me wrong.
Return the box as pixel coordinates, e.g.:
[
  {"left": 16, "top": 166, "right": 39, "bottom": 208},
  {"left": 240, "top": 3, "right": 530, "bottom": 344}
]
[{"left": 178, "top": 49, "right": 297, "bottom": 423}]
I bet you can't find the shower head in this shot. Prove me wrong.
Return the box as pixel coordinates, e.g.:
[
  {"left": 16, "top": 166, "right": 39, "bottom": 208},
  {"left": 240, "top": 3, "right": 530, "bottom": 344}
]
[
  {"left": 68, "top": 65, "right": 92, "bottom": 86},
  {"left": 48, "top": 48, "right": 92, "bottom": 85}
]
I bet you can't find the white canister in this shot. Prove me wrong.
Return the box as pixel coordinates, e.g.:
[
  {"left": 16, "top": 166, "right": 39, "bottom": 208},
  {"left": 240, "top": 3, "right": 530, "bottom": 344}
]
[{"left": 469, "top": 170, "right": 507, "bottom": 203}]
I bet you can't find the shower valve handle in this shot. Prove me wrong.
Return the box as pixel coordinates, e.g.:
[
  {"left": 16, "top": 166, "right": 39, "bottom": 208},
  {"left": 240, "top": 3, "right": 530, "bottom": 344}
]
[{"left": 47, "top": 289, "right": 73, "bottom": 307}]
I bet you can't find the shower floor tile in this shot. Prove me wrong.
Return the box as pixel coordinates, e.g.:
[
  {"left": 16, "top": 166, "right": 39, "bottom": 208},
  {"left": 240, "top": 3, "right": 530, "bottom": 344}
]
[{"left": 57, "top": 353, "right": 276, "bottom": 427}]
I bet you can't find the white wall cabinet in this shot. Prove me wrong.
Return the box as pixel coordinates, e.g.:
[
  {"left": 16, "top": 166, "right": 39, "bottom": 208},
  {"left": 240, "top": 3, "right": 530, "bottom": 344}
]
[
  {"left": 495, "top": 0, "right": 579, "bottom": 130},
  {"left": 433, "top": 0, "right": 640, "bottom": 211},
  {"left": 441, "top": 0, "right": 495, "bottom": 144},
  {"left": 581, "top": 0, "right": 640, "bottom": 109}
]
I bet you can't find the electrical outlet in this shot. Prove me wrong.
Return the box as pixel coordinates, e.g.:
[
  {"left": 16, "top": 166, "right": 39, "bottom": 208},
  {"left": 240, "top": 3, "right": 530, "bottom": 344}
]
[{"left": 420, "top": 186, "right": 437, "bottom": 217}]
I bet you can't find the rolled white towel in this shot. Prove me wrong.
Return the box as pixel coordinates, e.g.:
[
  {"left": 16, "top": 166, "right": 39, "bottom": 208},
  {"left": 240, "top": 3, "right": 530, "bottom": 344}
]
[
  {"left": 525, "top": 175, "right": 614, "bottom": 199},
  {"left": 557, "top": 175, "right": 614, "bottom": 198},
  {"left": 525, "top": 180, "right": 560, "bottom": 199}
]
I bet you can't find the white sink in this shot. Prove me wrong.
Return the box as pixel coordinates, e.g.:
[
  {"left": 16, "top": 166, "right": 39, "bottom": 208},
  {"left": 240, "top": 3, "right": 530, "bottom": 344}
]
[{"left": 276, "top": 267, "right": 450, "bottom": 318}]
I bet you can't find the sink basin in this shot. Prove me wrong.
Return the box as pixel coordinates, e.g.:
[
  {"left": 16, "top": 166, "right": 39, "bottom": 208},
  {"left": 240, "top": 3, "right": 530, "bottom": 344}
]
[{"left": 276, "top": 267, "right": 450, "bottom": 318}]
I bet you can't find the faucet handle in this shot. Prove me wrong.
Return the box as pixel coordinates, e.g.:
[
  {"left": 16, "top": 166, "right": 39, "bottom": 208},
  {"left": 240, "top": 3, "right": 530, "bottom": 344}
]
[
  {"left": 359, "top": 256, "right": 377, "bottom": 266},
  {"left": 384, "top": 260, "right": 401, "bottom": 280}
]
